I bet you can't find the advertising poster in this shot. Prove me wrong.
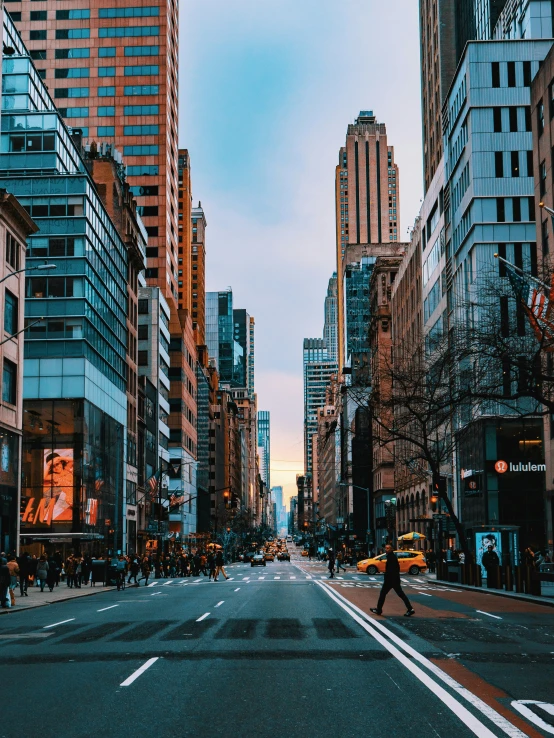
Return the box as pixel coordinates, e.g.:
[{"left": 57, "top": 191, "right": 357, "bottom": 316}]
[
  {"left": 475, "top": 531, "right": 502, "bottom": 578},
  {"left": 43, "top": 449, "right": 74, "bottom": 522}
]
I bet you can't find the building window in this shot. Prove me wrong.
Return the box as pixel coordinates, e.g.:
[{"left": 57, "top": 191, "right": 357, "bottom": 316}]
[
  {"left": 538, "top": 100, "right": 545, "bottom": 135},
  {"left": 511, "top": 151, "right": 519, "bottom": 178},
  {"left": 513, "top": 197, "right": 521, "bottom": 222},
  {"left": 124, "top": 45, "right": 159, "bottom": 57},
  {"left": 124, "top": 85, "right": 159, "bottom": 96},
  {"left": 123, "top": 145, "right": 159, "bottom": 156},
  {"left": 56, "top": 9, "right": 90, "bottom": 19},
  {"left": 59, "top": 107, "right": 89, "bottom": 118},
  {"left": 138, "top": 299, "right": 149, "bottom": 314},
  {"left": 137, "top": 324, "right": 148, "bottom": 340},
  {"left": 138, "top": 351, "right": 148, "bottom": 366},
  {"left": 55, "top": 68, "right": 89, "bottom": 79},
  {"left": 4, "top": 290, "right": 18, "bottom": 335},
  {"left": 542, "top": 219, "right": 549, "bottom": 255},
  {"left": 30, "top": 11, "right": 47, "bottom": 20},
  {"left": 97, "top": 126, "right": 115, "bottom": 136},
  {"left": 127, "top": 165, "right": 158, "bottom": 176},
  {"left": 98, "top": 86, "right": 116, "bottom": 97},
  {"left": 54, "top": 88, "right": 89, "bottom": 99},
  {"left": 495, "top": 151, "right": 503, "bottom": 178},
  {"left": 99, "top": 26, "right": 159, "bottom": 38},
  {"left": 124, "top": 65, "right": 159, "bottom": 77},
  {"left": 523, "top": 61, "right": 531, "bottom": 87},
  {"left": 491, "top": 62, "right": 500, "bottom": 88},
  {"left": 493, "top": 107, "right": 502, "bottom": 132},
  {"left": 55, "top": 48, "right": 90, "bottom": 59},
  {"left": 30, "top": 30, "right": 47, "bottom": 40},
  {"left": 496, "top": 198, "right": 505, "bottom": 223},
  {"left": 98, "top": 106, "right": 115, "bottom": 117},
  {"left": 507, "top": 61, "right": 516, "bottom": 88},
  {"left": 99, "top": 47, "right": 116, "bottom": 57},
  {"left": 2, "top": 359, "right": 17, "bottom": 405},
  {"left": 6, "top": 232, "right": 20, "bottom": 270},
  {"left": 145, "top": 268, "right": 158, "bottom": 278},
  {"left": 98, "top": 67, "right": 116, "bottom": 77},
  {"left": 124, "top": 124, "right": 159, "bottom": 135},
  {"left": 509, "top": 107, "right": 518, "bottom": 132},
  {"left": 99, "top": 6, "right": 160, "bottom": 18},
  {"left": 55, "top": 28, "right": 90, "bottom": 39},
  {"left": 30, "top": 49, "right": 47, "bottom": 60}
]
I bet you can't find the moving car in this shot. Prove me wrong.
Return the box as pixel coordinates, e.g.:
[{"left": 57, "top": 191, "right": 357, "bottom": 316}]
[
  {"left": 251, "top": 553, "right": 266, "bottom": 567},
  {"left": 263, "top": 551, "right": 275, "bottom": 562},
  {"left": 301, "top": 549, "right": 309, "bottom": 557},
  {"left": 357, "top": 550, "right": 427, "bottom": 576},
  {"left": 277, "top": 551, "right": 290, "bottom": 561},
  {"left": 242, "top": 551, "right": 256, "bottom": 564}
]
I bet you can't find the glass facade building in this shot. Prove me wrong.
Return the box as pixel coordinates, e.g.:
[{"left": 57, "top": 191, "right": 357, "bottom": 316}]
[
  {"left": 205, "top": 289, "right": 244, "bottom": 387},
  {"left": 257, "top": 410, "right": 270, "bottom": 490},
  {"left": 2, "top": 15, "right": 126, "bottom": 553},
  {"left": 344, "top": 256, "right": 375, "bottom": 379}
]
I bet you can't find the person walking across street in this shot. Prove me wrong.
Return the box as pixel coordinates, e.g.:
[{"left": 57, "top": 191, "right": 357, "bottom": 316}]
[
  {"left": 139, "top": 556, "right": 151, "bottom": 586},
  {"left": 370, "top": 544, "right": 415, "bottom": 617},
  {"left": 482, "top": 544, "right": 500, "bottom": 588},
  {"left": 214, "top": 550, "right": 229, "bottom": 581},
  {"left": 336, "top": 551, "right": 346, "bottom": 574},
  {"left": 328, "top": 549, "right": 336, "bottom": 579},
  {"left": 0, "top": 556, "right": 10, "bottom": 608},
  {"left": 207, "top": 551, "right": 217, "bottom": 581}
]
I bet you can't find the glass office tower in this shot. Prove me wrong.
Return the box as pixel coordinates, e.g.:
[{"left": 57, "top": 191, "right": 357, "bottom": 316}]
[{"left": 2, "top": 15, "right": 127, "bottom": 553}]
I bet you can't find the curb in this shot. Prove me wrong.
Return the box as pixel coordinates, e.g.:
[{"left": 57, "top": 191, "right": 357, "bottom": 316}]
[
  {"left": 0, "top": 582, "right": 140, "bottom": 615},
  {"left": 428, "top": 578, "right": 554, "bottom": 608}
]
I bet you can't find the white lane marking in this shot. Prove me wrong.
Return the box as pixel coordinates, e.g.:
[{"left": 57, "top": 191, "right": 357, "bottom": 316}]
[
  {"left": 162, "top": 580, "right": 174, "bottom": 586},
  {"left": 120, "top": 657, "right": 159, "bottom": 687},
  {"left": 150, "top": 592, "right": 163, "bottom": 596},
  {"left": 194, "top": 578, "right": 202, "bottom": 583},
  {"left": 214, "top": 601, "right": 224, "bottom": 608},
  {"left": 242, "top": 576, "right": 250, "bottom": 580},
  {"left": 274, "top": 576, "right": 280, "bottom": 580},
  {"left": 98, "top": 605, "right": 119, "bottom": 612},
  {"left": 318, "top": 583, "right": 527, "bottom": 738},
  {"left": 352, "top": 576, "right": 360, "bottom": 580},
  {"left": 258, "top": 576, "right": 265, "bottom": 580},
  {"left": 227, "top": 578, "right": 234, "bottom": 581},
  {"left": 179, "top": 579, "right": 188, "bottom": 583},
  {"left": 336, "top": 576, "right": 344, "bottom": 580},
  {"left": 196, "top": 612, "right": 210, "bottom": 622},
  {"left": 369, "top": 577, "right": 378, "bottom": 581},
  {"left": 43, "top": 618, "right": 75, "bottom": 629},
  {"left": 147, "top": 582, "right": 158, "bottom": 587},
  {"left": 290, "top": 576, "right": 296, "bottom": 580},
  {"left": 234, "top": 588, "right": 240, "bottom": 592},
  {"left": 476, "top": 610, "right": 502, "bottom": 620},
  {"left": 511, "top": 700, "right": 554, "bottom": 735},
  {"left": 416, "top": 593, "right": 433, "bottom": 597}
]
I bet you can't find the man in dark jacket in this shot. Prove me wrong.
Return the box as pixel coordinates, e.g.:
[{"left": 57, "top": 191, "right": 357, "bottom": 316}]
[
  {"left": 370, "top": 545, "right": 415, "bottom": 617},
  {"left": 482, "top": 545, "right": 500, "bottom": 588}
]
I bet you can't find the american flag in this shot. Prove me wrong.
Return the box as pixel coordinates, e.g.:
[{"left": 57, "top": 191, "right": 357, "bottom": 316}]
[
  {"left": 504, "top": 261, "right": 554, "bottom": 347},
  {"left": 147, "top": 475, "right": 159, "bottom": 500}
]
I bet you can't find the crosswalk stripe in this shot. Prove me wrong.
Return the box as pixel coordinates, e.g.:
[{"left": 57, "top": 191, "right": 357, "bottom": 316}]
[
  {"left": 274, "top": 576, "right": 280, "bottom": 580},
  {"left": 258, "top": 576, "right": 265, "bottom": 580},
  {"left": 290, "top": 576, "right": 296, "bottom": 579},
  {"left": 147, "top": 582, "right": 158, "bottom": 587}
]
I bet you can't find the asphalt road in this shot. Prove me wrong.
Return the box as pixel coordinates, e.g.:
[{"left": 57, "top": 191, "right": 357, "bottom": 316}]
[{"left": 1, "top": 553, "right": 554, "bottom": 738}]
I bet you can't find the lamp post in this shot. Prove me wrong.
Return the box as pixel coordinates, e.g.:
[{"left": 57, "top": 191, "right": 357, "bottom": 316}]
[
  {"left": 0, "top": 262, "right": 56, "bottom": 287},
  {"left": 338, "top": 481, "right": 371, "bottom": 554}
]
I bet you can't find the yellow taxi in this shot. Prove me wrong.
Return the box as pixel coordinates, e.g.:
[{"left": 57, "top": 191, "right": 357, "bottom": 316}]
[
  {"left": 263, "top": 551, "right": 275, "bottom": 562},
  {"left": 357, "top": 550, "right": 427, "bottom": 576}
]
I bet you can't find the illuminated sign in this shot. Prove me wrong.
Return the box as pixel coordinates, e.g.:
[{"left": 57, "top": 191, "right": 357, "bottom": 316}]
[{"left": 495, "top": 460, "right": 545, "bottom": 473}]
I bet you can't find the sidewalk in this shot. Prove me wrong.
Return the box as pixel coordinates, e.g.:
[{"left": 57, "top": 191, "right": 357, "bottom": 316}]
[
  {"left": 1, "top": 581, "right": 138, "bottom": 615},
  {"left": 424, "top": 571, "right": 554, "bottom": 608}
]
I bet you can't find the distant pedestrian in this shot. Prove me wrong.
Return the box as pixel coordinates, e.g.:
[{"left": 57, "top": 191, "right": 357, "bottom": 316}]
[
  {"left": 207, "top": 552, "right": 217, "bottom": 580},
  {"left": 139, "top": 556, "right": 151, "bottom": 586},
  {"left": 0, "top": 556, "right": 10, "bottom": 608},
  {"left": 328, "top": 550, "right": 335, "bottom": 579},
  {"left": 336, "top": 551, "right": 346, "bottom": 574},
  {"left": 482, "top": 545, "right": 500, "bottom": 588},
  {"left": 46, "top": 556, "right": 57, "bottom": 592},
  {"left": 128, "top": 557, "right": 140, "bottom": 584},
  {"left": 214, "top": 550, "right": 229, "bottom": 581},
  {"left": 35, "top": 555, "right": 49, "bottom": 593},
  {"left": 370, "top": 544, "right": 415, "bottom": 617}
]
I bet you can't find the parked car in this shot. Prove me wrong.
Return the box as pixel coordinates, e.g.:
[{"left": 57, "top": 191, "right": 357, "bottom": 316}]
[
  {"left": 251, "top": 553, "right": 266, "bottom": 567},
  {"left": 357, "top": 550, "right": 427, "bottom": 576}
]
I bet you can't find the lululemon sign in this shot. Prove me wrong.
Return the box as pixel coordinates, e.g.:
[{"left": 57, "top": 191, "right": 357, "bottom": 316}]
[{"left": 495, "top": 459, "right": 545, "bottom": 473}]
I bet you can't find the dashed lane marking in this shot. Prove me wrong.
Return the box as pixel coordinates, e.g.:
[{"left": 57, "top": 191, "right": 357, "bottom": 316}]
[
  {"left": 234, "top": 588, "right": 240, "bottom": 592},
  {"left": 476, "top": 610, "right": 502, "bottom": 620},
  {"left": 196, "top": 612, "right": 210, "bottom": 622},
  {"left": 98, "top": 605, "right": 119, "bottom": 612},
  {"left": 214, "top": 601, "right": 224, "bottom": 608},
  {"left": 43, "top": 619, "right": 75, "bottom": 629},
  {"left": 120, "top": 657, "right": 159, "bottom": 687}
]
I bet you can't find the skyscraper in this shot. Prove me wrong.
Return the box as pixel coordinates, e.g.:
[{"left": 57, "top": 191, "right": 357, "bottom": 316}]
[
  {"left": 233, "top": 309, "right": 252, "bottom": 391},
  {"left": 335, "top": 111, "right": 400, "bottom": 370},
  {"left": 206, "top": 289, "right": 244, "bottom": 386},
  {"left": 258, "top": 410, "right": 270, "bottom": 490},
  {"left": 419, "top": 0, "right": 510, "bottom": 192},
  {"left": 303, "top": 339, "right": 337, "bottom": 477},
  {"left": 323, "top": 273, "right": 338, "bottom": 363},
  {"left": 12, "top": 0, "right": 180, "bottom": 311}
]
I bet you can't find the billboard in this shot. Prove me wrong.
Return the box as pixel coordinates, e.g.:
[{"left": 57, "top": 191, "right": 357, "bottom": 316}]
[
  {"left": 475, "top": 531, "right": 502, "bottom": 578},
  {"left": 43, "top": 449, "right": 74, "bottom": 522}
]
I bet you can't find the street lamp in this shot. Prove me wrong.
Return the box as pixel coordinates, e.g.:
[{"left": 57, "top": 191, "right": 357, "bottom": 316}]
[
  {"left": 0, "top": 317, "right": 46, "bottom": 346},
  {"left": 0, "top": 262, "right": 56, "bottom": 286}
]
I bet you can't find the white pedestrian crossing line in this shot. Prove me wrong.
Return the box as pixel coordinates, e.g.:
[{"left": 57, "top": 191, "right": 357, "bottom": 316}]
[
  {"left": 234, "top": 587, "right": 240, "bottom": 591},
  {"left": 196, "top": 612, "right": 210, "bottom": 622},
  {"left": 147, "top": 582, "right": 158, "bottom": 587},
  {"left": 290, "top": 576, "right": 296, "bottom": 579},
  {"left": 258, "top": 576, "right": 265, "bottom": 580},
  {"left": 274, "top": 576, "right": 280, "bottom": 580}
]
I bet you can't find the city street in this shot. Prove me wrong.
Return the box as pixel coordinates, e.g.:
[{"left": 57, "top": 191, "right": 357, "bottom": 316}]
[{"left": 1, "top": 550, "right": 553, "bottom": 737}]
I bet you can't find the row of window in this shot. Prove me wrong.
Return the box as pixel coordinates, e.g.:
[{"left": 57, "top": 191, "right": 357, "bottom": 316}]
[
  {"left": 99, "top": 26, "right": 159, "bottom": 37},
  {"left": 60, "top": 104, "right": 160, "bottom": 118},
  {"left": 123, "top": 145, "right": 159, "bottom": 156},
  {"left": 494, "top": 150, "right": 533, "bottom": 179},
  {"left": 54, "top": 85, "right": 159, "bottom": 99},
  {"left": 30, "top": 46, "right": 159, "bottom": 60},
  {"left": 53, "top": 66, "right": 159, "bottom": 79}
]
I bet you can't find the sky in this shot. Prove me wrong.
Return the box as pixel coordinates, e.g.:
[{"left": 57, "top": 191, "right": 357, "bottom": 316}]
[{"left": 180, "top": 0, "right": 423, "bottom": 507}]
